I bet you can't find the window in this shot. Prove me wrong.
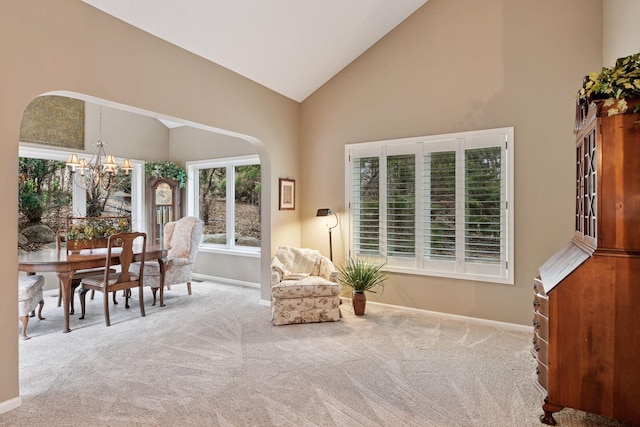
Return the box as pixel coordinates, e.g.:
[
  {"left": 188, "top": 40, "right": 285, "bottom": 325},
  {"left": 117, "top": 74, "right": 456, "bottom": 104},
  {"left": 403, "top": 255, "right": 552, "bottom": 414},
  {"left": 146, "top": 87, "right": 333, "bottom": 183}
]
[
  {"left": 18, "top": 146, "right": 144, "bottom": 232},
  {"left": 346, "top": 128, "right": 513, "bottom": 284},
  {"left": 187, "top": 155, "right": 261, "bottom": 252}
]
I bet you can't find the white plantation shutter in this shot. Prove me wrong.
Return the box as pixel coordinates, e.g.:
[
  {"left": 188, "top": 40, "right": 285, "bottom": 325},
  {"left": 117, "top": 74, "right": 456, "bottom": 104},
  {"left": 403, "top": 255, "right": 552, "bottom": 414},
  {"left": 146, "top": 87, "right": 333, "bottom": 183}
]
[
  {"left": 423, "top": 150, "right": 456, "bottom": 261},
  {"left": 351, "top": 156, "right": 380, "bottom": 256},
  {"left": 387, "top": 154, "right": 415, "bottom": 257},
  {"left": 464, "top": 146, "right": 503, "bottom": 264},
  {"left": 347, "top": 127, "right": 513, "bottom": 284}
]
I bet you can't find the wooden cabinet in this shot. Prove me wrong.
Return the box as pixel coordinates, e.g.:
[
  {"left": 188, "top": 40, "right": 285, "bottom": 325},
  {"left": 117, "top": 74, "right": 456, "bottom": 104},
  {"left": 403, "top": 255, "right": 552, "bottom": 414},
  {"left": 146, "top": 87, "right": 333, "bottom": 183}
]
[
  {"left": 532, "top": 278, "right": 550, "bottom": 395},
  {"left": 534, "top": 99, "right": 640, "bottom": 425},
  {"left": 147, "top": 178, "right": 181, "bottom": 245}
]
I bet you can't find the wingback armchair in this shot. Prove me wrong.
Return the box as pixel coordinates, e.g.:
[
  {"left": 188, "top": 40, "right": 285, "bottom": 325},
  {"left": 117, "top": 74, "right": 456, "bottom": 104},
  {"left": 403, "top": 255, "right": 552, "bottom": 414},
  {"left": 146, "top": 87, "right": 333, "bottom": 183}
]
[
  {"left": 131, "top": 216, "right": 204, "bottom": 307},
  {"left": 271, "top": 246, "right": 341, "bottom": 325}
]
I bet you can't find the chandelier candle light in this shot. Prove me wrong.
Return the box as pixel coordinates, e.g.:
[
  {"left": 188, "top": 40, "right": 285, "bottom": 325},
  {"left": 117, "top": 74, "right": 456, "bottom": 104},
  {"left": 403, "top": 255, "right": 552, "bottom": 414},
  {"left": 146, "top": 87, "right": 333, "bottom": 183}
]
[{"left": 65, "top": 106, "right": 133, "bottom": 191}]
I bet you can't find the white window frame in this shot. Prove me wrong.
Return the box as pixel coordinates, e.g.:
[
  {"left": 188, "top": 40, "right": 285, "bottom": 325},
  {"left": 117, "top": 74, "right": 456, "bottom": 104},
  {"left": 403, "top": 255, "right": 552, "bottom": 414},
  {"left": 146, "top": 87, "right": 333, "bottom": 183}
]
[
  {"left": 345, "top": 127, "right": 514, "bottom": 284},
  {"left": 186, "top": 154, "right": 261, "bottom": 256},
  {"left": 18, "top": 145, "right": 145, "bottom": 232}
]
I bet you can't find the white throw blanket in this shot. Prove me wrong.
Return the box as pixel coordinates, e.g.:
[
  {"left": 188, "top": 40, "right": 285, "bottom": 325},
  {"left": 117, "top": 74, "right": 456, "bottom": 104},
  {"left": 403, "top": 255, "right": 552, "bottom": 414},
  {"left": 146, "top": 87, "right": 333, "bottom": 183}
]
[{"left": 271, "top": 246, "right": 321, "bottom": 281}]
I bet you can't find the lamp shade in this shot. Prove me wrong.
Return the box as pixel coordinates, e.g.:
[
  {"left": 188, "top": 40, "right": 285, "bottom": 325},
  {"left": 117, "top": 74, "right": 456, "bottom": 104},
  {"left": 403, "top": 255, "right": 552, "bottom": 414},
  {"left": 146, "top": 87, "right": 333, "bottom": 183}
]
[
  {"left": 121, "top": 158, "right": 134, "bottom": 175},
  {"left": 65, "top": 153, "right": 80, "bottom": 169}
]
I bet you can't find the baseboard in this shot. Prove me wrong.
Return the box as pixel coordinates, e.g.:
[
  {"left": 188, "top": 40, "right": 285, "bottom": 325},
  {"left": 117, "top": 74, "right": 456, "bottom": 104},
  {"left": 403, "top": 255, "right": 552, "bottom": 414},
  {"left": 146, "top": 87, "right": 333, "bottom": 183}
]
[
  {"left": 191, "top": 273, "right": 259, "bottom": 289},
  {"left": 192, "top": 274, "right": 269, "bottom": 306},
  {"left": 0, "top": 396, "right": 22, "bottom": 414},
  {"left": 353, "top": 299, "right": 531, "bottom": 333},
  {"left": 190, "top": 278, "right": 529, "bottom": 332}
]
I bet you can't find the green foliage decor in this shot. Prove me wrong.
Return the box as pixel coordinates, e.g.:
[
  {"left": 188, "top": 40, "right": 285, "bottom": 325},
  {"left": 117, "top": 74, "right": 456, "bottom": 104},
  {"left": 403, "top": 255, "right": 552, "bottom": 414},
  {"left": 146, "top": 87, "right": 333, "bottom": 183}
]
[
  {"left": 145, "top": 161, "right": 187, "bottom": 188},
  {"left": 66, "top": 217, "right": 130, "bottom": 242},
  {"left": 338, "top": 258, "right": 388, "bottom": 294},
  {"left": 578, "top": 52, "right": 640, "bottom": 116}
]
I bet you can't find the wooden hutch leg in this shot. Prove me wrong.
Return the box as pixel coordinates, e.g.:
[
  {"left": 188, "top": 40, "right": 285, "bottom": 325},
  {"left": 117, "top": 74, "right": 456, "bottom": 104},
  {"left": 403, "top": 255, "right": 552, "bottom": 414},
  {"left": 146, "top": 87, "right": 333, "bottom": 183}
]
[
  {"left": 540, "top": 412, "right": 556, "bottom": 426},
  {"left": 540, "top": 401, "right": 562, "bottom": 425}
]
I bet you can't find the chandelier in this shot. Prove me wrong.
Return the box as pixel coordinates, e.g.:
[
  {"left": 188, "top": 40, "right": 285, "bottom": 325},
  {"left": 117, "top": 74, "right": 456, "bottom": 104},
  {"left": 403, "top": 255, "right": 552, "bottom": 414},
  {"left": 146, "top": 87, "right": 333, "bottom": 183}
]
[{"left": 65, "top": 106, "right": 133, "bottom": 192}]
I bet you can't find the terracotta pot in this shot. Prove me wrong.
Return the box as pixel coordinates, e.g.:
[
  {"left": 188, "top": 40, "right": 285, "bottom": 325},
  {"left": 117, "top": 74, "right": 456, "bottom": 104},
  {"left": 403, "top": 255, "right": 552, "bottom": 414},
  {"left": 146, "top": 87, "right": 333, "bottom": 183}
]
[{"left": 352, "top": 291, "right": 366, "bottom": 315}]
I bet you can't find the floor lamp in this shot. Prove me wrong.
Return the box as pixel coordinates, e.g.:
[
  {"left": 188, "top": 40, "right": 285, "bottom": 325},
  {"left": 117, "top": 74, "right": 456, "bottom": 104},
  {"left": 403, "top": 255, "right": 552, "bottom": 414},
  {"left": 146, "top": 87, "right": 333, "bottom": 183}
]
[{"left": 316, "top": 208, "right": 338, "bottom": 261}]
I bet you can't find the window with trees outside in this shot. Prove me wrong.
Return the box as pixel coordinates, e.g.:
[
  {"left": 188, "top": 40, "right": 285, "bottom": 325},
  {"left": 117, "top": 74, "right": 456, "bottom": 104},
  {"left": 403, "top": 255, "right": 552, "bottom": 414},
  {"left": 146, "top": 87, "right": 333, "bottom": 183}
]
[
  {"left": 186, "top": 155, "right": 261, "bottom": 253},
  {"left": 18, "top": 146, "right": 144, "bottom": 252},
  {"left": 346, "top": 127, "right": 513, "bottom": 284}
]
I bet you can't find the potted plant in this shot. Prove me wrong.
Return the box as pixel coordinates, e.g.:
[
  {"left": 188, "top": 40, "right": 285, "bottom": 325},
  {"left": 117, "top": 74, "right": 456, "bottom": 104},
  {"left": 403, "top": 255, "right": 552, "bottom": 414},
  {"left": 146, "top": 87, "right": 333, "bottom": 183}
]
[
  {"left": 578, "top": 52, "right": 640, "bottom": 117},
  {"left": 337, "top": 257, "right": 388, "bottom": 316}
]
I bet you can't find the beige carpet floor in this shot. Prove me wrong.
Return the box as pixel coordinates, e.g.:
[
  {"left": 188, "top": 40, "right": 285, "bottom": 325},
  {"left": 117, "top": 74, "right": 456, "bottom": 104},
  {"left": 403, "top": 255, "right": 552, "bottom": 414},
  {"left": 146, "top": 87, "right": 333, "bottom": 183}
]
[{"left": 0, "top": 281, "right": 630, "bottom": 427}]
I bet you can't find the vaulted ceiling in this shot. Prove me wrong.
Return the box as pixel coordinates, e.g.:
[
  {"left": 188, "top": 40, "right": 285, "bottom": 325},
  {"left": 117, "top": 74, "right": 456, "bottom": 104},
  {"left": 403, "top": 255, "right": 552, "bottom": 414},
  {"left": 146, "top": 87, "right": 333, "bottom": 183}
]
[{"left": 82, "top": 0, "right": 428, "bottom": 102}]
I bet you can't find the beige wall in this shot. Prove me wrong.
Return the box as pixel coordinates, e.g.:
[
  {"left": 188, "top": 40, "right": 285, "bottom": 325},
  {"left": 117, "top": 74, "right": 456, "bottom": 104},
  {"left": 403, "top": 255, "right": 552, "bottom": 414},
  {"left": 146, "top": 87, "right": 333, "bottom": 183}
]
[
  {"left": 169, "top": 126, "right": 256, "bottom": 164},
  {"left": 194, "top": 253, "right": 261, "bottom": 285},
  {"left": 1, "top": 0, "right": 299, "bottom": 408},
  {"left": 88, "top": 104, "right": 171, "bottom": 162},
  {"left": 299, "top": 0, "right": 603, "bottom": 325},
  {"left": 603, "top": 0, "right": 640, "bottom": 66}
]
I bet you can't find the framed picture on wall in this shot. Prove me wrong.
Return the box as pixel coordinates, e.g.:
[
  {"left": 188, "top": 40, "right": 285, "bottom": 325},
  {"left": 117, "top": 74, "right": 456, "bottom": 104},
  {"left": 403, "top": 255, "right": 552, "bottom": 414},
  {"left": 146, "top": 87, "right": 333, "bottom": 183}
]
[{"left": 279, "top": 178, "right": 295, "bottom": 210}]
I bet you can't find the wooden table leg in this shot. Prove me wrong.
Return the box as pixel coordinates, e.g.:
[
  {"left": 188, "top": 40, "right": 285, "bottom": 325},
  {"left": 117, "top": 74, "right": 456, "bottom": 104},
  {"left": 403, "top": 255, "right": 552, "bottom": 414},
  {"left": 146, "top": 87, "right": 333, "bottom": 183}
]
[{"left": 56, "top": 271, "right": 75, "bottom": 333}]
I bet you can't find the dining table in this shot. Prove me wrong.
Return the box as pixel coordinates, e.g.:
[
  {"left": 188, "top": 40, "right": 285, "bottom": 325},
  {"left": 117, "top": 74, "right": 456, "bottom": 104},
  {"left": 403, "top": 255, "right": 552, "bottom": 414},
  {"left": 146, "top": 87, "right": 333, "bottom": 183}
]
[{"left": 18, "top": 243, "right": 167, "bottom": 333}]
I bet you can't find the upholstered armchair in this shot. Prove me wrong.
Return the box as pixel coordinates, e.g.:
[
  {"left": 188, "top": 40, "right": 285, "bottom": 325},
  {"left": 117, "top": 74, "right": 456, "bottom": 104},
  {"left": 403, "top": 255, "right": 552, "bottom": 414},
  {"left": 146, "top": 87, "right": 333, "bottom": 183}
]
[
  {"left": 131, "top": 216, "right": 204, "bottom": 307},
  {"left": 18, "top": 275, "right": 45, "bottom": 339},
  {"left": 271, "top": 246, "right": 341, "bottom": 325}
]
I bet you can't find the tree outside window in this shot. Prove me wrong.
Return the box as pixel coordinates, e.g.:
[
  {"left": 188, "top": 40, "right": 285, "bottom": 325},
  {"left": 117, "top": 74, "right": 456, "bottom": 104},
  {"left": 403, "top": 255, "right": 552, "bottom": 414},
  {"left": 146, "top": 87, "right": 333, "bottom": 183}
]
[{"left": 188, "top": 156, "right": 261, "bottom": 250}]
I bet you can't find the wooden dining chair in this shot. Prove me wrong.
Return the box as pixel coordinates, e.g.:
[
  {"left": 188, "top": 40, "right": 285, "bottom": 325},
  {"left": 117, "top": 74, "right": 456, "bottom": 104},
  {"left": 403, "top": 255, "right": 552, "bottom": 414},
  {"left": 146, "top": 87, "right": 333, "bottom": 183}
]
[
  {"left": 56, "top": 229, "right": 118, "bottom": 314},
  {"left": 78, "top": 232, "right": 147, "bottom": 327}
]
